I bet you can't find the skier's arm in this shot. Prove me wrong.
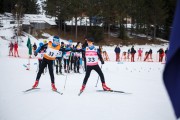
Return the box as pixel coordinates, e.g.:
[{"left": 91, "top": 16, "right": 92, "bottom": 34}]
[
  {"left": 97, "top": 50, "right": 104, "bottom": 64},
  {"left": 73, "top": 48, "right": 84, "bottom": 52},
  {"left": 34, "top": 43, "right": 48, "bottom": 56},
  {"left": 60, "top": 47, "right": 72, "bottom": 52}
]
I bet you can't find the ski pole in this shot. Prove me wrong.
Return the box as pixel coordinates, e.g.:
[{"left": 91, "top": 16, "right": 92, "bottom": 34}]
[
  {"left": 64, "top": 60, "right": 69, "bottom": 89},
  {"left": 64, "top": 73, "right": 68, "bottom": 89},
  {"left": 95, "top": 64, "right": 102, "bottom": 87}
]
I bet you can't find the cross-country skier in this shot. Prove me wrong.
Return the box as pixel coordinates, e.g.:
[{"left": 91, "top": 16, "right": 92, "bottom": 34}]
[
  {"left": 74, "top": 42, "right": 82, "bottom": 73},
  {"left": 79, "top": 37, "right": 111, "bottom": 93},
  {"left": 55, "top": 42, "right": 64, "bottom": 74},
  {"left": 63, "top": 40, "right": 73, "bottom": 73},
  {"left": 32, "top": 36, "right": 61, "bottom": 91},
  {"left": 36, "top": 42, "right": 46, "bottom": 74}
]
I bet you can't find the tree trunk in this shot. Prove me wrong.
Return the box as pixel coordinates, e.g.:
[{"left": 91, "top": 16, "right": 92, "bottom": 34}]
[
  {"left": 153, "top": 25, "right": 156, "bottom": 40},
  {"left": 75, "top": 16, "right": 78, "bottom": 40},
  {"left": 64, "top": 21, "right": 66, "bottom": 38},
  {"left": 108, "top": 23, "right": 110, "bottom": 41}
]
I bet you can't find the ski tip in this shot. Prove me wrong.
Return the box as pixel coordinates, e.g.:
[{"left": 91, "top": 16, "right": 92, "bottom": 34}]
[
  {"left": 53, "top": 90, "right": 63, "bottom": 95},
  {"left": 78, "top": 91, "right": 83, "bottom": 96}
]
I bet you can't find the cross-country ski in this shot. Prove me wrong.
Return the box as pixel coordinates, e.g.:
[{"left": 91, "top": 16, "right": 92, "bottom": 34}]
[
  {"left": 96, "top": 90, "right": 131, "bottom": 94},
  {"left": 23, "top": 88, "right": 40, "bottom": 92}
]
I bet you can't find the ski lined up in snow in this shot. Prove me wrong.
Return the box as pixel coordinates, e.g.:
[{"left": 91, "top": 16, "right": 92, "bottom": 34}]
[
  {"left": 96, "top": 90, "right": 131, "bottom": 94},
  {"left": 23, "top": 88, "right": 40, "bottom": 92},
  {"left": 53, "top": 90, "right": 63, "bottom": 95},
  {"left": 23, "top": 88, "right": 63, "bottom": 95},
  {"left": 78, "top": 89, "right": 131, "bottom": 96}
]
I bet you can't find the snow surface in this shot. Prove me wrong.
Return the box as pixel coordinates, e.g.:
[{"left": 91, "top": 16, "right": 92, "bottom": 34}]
[{"left": 0, "top": 32, "right": 177, "bottom": 120}]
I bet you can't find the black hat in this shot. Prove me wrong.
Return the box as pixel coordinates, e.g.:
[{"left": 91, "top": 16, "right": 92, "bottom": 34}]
[
  {"left": 87, "top": 37, "right": 94, "bottom": 42},
  {"left": 61, "top": 42, "right": 64, "bottom": 44}
]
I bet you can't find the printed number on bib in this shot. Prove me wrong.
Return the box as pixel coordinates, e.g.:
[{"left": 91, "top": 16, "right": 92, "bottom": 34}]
[
  {"left": 48, "top": 51, "right": 54, "bottom": 57},
  {"left": 87, "top": 56, "right": 98, "bottom": 63},
  {"left": 88, "top": 57, "right": 95, "bottom": 62},
  {"left": 57, "top": 51, "right": 62, "bottom": 57}
]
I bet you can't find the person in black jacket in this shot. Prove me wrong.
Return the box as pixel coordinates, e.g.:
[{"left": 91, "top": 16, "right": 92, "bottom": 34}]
[
  {"left": 114, "top": 45, "right": 121, "bottom": 62},
  {"left": 130, "top": 46, "right": 136, "bottom": 62},
  {"left": 165, "top": 48, "right": 168, "bottom": 62}
]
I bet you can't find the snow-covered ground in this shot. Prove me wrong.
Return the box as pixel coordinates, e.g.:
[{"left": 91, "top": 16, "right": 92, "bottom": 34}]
[{"left": 0, "top": 30, "right": 177, "bottom": 120}]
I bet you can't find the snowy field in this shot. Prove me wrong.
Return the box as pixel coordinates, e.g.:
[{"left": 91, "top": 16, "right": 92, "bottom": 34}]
[{"left": 0, "top": 34, "right": 177, "bottom": 120}]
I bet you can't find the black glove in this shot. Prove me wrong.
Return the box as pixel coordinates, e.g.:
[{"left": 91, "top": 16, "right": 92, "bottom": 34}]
[
  {"left": 101, "top": 60, "right": 104, "bottom": 64},
  {"left": 34, "top": 52, "right": 37, "bottom": 56}
]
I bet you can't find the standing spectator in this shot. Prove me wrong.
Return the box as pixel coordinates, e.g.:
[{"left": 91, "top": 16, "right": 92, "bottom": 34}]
[
  {"left": 102, "top": 51, "right": 110, "bottom": 61},
  {"left": 121, "top": 51, "right": 127, "bottom": 61},
  {"left": 8, "top": 41, "right": 14, "bottom": 56},
  {"left": 157, "top": 48, "right": 165, "bottom": 62},
  {"left": 130, "top": 46, "right": 136, "bottom": 62},
  {"left": 149, "top": 48, "right": 153, "bottom": 59},
  {"left": 14, "top": 41, "right": 19, "bottom": 57},
  {"left": 127, "top": 49, "right": 130, "bottom": 61},
  {"left": 114, "top": 45, "right": 121, "bottom": 62},
  {"left": 32, "top": 42, "right": 37, "bottom": 57},
  {"left": 165, "top": 48, "right": 168, "bottom": 62},
  {"left": 137, "top": 48, "right": 143, "bottom": 61}
]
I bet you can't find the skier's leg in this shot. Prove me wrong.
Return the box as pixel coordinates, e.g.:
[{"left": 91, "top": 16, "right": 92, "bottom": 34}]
[
  {"left": 93, "top": 65, "right": 105, "bottom": 83},
  {"left": 33, "top": 58, "right": 47, "bottom": 88},
  {"left": 77, "top": 57, "right": 80, "bottom": 73},
  {"left": 47, "top": 60, "right": 55, "bottom": 84},
  {"left": 36, "top": 59, "right": 47, "bottom": 80},
  {"left": 83, "top": 66, "right": 92, "bottom": 84},
  {"left": 94, "top": 65, "right": 111, "bottom": 91}
]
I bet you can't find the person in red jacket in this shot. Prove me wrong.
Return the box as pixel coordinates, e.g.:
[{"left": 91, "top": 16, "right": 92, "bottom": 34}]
[
  {"left": 14, "top": 41, "right": 19, "bottom": 57},
  {"left": 157, "top": 48, "right": 164, "bottom": 62}
]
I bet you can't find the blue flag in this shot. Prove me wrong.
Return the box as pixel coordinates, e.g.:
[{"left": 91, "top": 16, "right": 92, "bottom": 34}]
[{"left": 163, "top": 0, "right": 180, "bottom": 119}]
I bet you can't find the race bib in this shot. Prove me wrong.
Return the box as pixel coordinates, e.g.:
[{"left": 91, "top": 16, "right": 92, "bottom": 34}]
[
  {"left": 37, "top": 53, "right": 44, "bottom": 59},
  {"left": 56, "top": 51, "right": 62, "bottom": 57},
  {"left": 45, "top": 48, "right": 58, "bottom": 58},
  {"left": 86, "top": 56, "right": 98, "bottom": 63}
]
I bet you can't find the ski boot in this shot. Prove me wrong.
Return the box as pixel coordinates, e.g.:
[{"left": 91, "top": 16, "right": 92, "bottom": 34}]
[
  {"left": 32, "top": 80, "right": 39, "bottom": 88},
  {"left": 102, "top": 83, "right": 111, "bottom": 91},
  {"left": 52, "top": 83, "right": 57, "bottom": 91},
  {"left": 80, "top": 85, "right": 86, "bottom": 92}
]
